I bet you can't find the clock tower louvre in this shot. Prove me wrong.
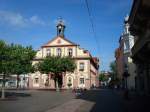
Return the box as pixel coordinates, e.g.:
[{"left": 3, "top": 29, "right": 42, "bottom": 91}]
[{"left": 56, "top": 18, "right": 65, "bottom": 37}]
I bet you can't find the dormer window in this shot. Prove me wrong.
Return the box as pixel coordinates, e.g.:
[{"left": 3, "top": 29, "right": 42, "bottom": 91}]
[
  {"left": 68, "top": 48, "right": 73, "bottom": 57},
  {"left": 57, "top": 48, "right": 62, "bottom": 56},
  {"left": 46, "top": 49, "right": 51, "bottom": 57}
]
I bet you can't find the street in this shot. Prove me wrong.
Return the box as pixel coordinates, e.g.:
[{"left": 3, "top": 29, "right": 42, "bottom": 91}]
[
  {"left": 0, "top": 0, "right": 150, "bottom": 112},
  {"left": 0, "top": 90, "right": 75, "bottom": 112},
  {"left": 76, "top": 89, "right": 124, "bottom": 112},
  {"left": 1, "top": 89, "right": 149, "bottom": 112},
  {"left": 0, "top": 89, "right": 126, "bottom": 112}
]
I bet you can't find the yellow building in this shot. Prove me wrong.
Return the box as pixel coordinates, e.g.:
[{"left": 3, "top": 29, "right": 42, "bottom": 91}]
[{"left": 29, "top": 19, "right": 99, "bottom": 89}]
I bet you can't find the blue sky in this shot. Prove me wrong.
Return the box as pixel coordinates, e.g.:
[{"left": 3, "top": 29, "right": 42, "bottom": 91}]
[{"left": 0, "top": 0, "right": 133, "bottom": 71}]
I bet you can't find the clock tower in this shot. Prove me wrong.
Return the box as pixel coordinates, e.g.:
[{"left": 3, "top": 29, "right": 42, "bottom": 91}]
[{"left": 56, "top": 18, "right": 65, "bottom": 37}]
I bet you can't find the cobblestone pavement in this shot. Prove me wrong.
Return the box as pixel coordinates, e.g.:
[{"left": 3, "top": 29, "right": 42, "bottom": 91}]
[
  {"left": 45, "top": 89, "right": 125, "bottom": 112},
  {"left": 46, "top": 99, "right": 95, "bottom": 112},
  {"left": 1, "top": 89, "right": 148, "bottom": 112},
  {"left": 76, "top": 89, "right": 125, "bottom": 112},
  {"left": 0, "top": 90, "right": 75, "bottom": 112},
  {"left": 114, "top": 89, "right": 150, "bottom": 112}
]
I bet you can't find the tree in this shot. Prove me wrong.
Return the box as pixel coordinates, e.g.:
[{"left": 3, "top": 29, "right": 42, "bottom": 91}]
[
  {"left": 38, "top": 56, "right": 76, "bottom": 91},
  {"left": 0, "top": 40, "right": 13, "bottom": 99},
  {"left": 0, "top": 40, "right": 36, "bottom": 99},
  {"left": 99, "top": 73, "right": 108, "bottom": 82},
  {"left": 10, "top": 44, "right": 36, "bottom": 88},
  {"left": 109, "top": 61, "right": 119, "bottom": 87},
  {"left": 109, "top": 61, "right": 117, "bottom": 80}
]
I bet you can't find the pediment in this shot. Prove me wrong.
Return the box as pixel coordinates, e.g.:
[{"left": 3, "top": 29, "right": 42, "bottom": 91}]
[{"left": 42, "top": 36, "right": 77, "bottom": 47}]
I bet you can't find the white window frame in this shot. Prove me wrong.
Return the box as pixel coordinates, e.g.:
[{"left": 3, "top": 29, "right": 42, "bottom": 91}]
[
  {"left": 57, "top": 48, "right": 62, "bottom": 56},
  {"left": 79, "top": 62, "right": 84, "bottom": 71},
  {"left": 68, "top": 48, "right": 73, "bottom": 57},
  {"left": 46, "top": 49, "right": 51, "bottom": 56}
]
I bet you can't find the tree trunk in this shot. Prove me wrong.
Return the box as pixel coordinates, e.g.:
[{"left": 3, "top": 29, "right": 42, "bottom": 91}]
[
  {"left": 17, "top": 74, "right": 20, "bottom": 88},
  {"left": 56, "top": 77, "right": 60, "bottom": 92},
  {"left": 1, "top": 74, "right": 6, "bottom": 99}
]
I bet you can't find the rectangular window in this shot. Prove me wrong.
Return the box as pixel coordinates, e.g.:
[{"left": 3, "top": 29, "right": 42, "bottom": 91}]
[
  {"left": 80, "top": 78, "right": 84, "bottom": 84},
  {"left": 68, "top": 48, "right": 73, "bottom": 57},
  {"left": 124, "top": 40, "right": 130, "bottom": 52},
  {"left": 46, "top": 49, "right": 51, "bottom": 56},
  {"left": 57, "top": 48, "right": 62, "bottom": 56},
  {"left": 79, "top": 63, "right": 84, "bottom": 71}
]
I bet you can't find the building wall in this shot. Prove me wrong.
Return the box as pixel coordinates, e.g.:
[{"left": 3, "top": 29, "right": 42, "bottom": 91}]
[
  {"left": 127, "top": 57, "right": 136, "bottom": 89},
  {"left": 115, "top": 16, "right": 136, "bottom": 90},
  {"left": 0, "top": 74, "right": 29, "bottom": 88},
  {"left": 29, "top": 36, "right": 99, "bottom": 89},
  {"left": 115, "top": 48, "right": 124, "bottom": 80}
]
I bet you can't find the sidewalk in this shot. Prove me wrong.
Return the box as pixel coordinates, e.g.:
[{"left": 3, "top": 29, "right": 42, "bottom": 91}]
[{"left": 114, "top": 89, "right": 150, "bottom": 112}]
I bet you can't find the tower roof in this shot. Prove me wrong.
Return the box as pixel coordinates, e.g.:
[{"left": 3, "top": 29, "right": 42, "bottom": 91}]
[
  {"left": 56, "top": 17, "right": 65, "bottom": 27},
  {"left": 56, "top": 17, "right": 65, "bottom": 37}
]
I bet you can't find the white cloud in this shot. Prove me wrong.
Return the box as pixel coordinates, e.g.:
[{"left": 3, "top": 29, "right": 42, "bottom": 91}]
[
  {"left": 0, "top": 10, "right": 48, "bottom": 27},
  {"left": 30, "top": 15, "right": 46, "bottom": 26},
  {"left": 0, "top": 10, "right": 27, "bottom": 27}
]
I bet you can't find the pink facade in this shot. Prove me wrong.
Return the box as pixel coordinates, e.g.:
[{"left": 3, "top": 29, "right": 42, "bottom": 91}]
[{"left": 28, "top": 71, "right": 98, "bottom": 89}]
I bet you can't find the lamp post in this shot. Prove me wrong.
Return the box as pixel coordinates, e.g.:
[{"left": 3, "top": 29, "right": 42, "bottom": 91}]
[{"left": 123, "top": 64, "right": 130, "bottom": 99}]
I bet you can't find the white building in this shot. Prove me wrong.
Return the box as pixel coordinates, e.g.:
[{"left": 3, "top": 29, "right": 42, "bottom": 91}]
[{"left": 116, "top": 16, "right": 136, "bottom": 90}]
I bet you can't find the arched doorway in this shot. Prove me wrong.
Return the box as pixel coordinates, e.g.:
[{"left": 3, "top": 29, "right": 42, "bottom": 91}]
[{"left": 67, "top": 76, "right": 73, "bottom": 88}]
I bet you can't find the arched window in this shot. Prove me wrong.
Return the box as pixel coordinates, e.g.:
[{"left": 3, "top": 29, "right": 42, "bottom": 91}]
[
  {"left": 57, "top": 48, "right": 62, "bottom": 56},
  {"left": 68, "top": 48, "right": 73, "bottom": 57},
  {"left": 34, "top": 78, "right": 39, "bottom": 84},
  {"left": 46, "top": 49, "right": 51, "bottom": 56},
  {"left": 68, "top": 77, "right": 72, "bottom": 83}
]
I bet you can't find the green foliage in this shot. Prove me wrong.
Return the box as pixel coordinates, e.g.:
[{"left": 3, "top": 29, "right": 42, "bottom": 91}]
[
  {"left": 38, "top": 56, "right": 76, "bottom": 75},
  {"left": 38, "top": 56, "right": 76, "bottom": 91},
  {"left": 0, "top": 40, "right": 36, "bottom": 75},
  {"left": 109, "top": 61, "right": 117, "bottom": 80},
  {"left": 99, "top": 73, "right": 108, "bottom": 82},
  {"left": 10, "top": 44, "right": 36, "bottom": 75},
  {"left": 0, "top": 40, "right": 13, "bottom": 75},
  {"left": 0, "top": 40, "right": 36, "bottom": 97},
  {"left": 67, "top": 83, "right": 72, "bottom": 87}
]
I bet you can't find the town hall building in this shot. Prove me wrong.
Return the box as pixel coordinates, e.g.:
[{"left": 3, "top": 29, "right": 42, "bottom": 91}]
[{"left": 29, "top": 19, "right": 100, "bottom": 89}]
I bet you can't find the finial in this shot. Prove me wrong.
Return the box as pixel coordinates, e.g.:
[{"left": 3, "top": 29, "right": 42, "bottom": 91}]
[
  {"left": 124, "top": 14, "right": 129, "bottom": 23},
  {"left": 57, "top": 16, "right": 64, "bottom": 26},
  {"left": 56, "top": 17, "right": 65, "bottom": 37}
]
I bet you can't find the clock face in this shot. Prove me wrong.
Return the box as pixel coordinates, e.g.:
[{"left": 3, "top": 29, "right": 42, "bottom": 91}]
[{"left": 57, "top": 39, "right": 61, "bottom": 44}]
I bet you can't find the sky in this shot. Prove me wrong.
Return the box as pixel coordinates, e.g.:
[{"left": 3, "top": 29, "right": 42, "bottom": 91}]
[{"left": 0, "top": 0, "right": 133, "bottom": 71}]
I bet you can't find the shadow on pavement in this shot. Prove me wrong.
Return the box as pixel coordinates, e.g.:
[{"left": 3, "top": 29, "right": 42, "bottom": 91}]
[
  {"left": 0, "top": 91, "right": 31, "bottom": 100},
  {"left": 76, "top": 89, "right": 125, "bottom": 112},
  {"left": 123, "top": 93, "right": 150, "bottom": 112}
]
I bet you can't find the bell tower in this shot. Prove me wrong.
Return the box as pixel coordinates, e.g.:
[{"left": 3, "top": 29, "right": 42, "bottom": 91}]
[{"left": 56, "top": 18, "right": 65, "bottom": 37}]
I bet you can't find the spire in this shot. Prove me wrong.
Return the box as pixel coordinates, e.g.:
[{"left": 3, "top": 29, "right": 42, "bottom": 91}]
[
  {"left": 124, "top": 15, "right": 129, "bottom": 23},
  {"left": 56, "top": 17, "right": 65, "bottom": 37},
  {"left": 124, "top": 15, "right": 130, "bottom": 34}
]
